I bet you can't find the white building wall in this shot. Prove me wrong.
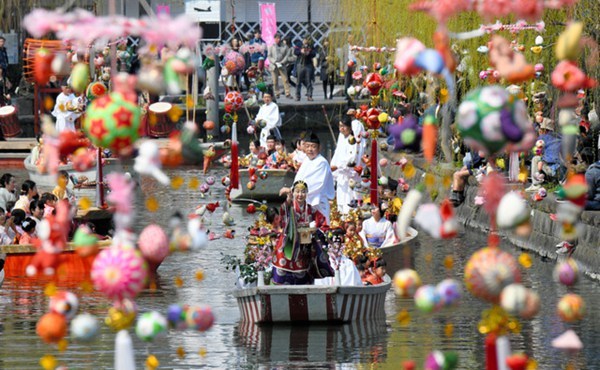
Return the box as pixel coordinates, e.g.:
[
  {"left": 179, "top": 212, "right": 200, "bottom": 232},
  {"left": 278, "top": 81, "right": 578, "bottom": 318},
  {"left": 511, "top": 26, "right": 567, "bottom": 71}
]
[{"left": 224, "top": 0, "right": 310, "bottom": 23}]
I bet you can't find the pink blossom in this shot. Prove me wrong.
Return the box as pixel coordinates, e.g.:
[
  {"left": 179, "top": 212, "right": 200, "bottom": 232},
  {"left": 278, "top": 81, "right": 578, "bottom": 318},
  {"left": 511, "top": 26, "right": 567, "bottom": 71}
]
[
  {"left": 352, "top": 71, "right": 363, "bottom": 80},
  {"left": 551, "top": 61, "right": 596, "bottom": 92}
]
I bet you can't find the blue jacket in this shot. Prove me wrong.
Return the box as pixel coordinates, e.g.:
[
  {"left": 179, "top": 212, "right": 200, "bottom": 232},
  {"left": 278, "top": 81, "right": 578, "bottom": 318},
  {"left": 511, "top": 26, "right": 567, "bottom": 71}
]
[
  {"left": 586, "top": 161, "right": 600, "bottom": 202},
  {"left": 249, "top": 38, "right": 266, "bottom": 64},
  {"left": 538, "top": 133, "right": 561, "bottom": 164}
]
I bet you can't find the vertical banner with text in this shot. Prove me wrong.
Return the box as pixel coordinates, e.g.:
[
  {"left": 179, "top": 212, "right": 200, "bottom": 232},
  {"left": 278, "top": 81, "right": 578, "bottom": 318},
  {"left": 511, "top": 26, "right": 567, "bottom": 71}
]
[{"left": 259, "top": 3, "right": 277, "bottom": 47}]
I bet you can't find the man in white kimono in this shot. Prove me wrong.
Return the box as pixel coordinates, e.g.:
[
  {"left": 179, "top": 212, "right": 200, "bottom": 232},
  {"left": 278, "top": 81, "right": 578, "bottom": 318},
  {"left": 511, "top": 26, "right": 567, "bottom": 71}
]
[
  {"left": 346, "top": 108, "right": 366, "bottom": 162},
  {"left": 280, "top": 133, "right": 335, "bottom": 222},
  {"left": 256, "top": 93, "right": 281, "bottom": 148},
  {"left": 52, "top": 84, "right": 82, "bottom": 132},
  {"left": 331, "top": 117, "right": 359, "bottom": 214}
]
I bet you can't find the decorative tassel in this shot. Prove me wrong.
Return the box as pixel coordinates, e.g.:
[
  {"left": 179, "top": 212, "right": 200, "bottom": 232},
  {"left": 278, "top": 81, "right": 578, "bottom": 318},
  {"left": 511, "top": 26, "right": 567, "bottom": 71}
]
[
  {"left": 115, "top": 330, "right": 136, "bottom": 370},
  {"left": 230, "top": 121, "right": 239, "bottom": 189},
  {"left": 370, "top": 138, "right": 378, "bottom": 206},
  {"left": 486, "top": 333, "right": 498, "bottom": 370},
  {"left": 496, "top": 335, "right": 511, "bottom": 370},
  {"left": 422, "top": 115, "right": 437, "bottom": 163}
]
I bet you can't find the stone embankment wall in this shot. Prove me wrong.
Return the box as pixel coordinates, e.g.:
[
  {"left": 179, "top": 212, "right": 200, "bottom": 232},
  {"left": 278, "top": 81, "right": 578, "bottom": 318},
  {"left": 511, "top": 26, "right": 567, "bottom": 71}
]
[{"left": 385, "top": 152, "right": 600, "bottom": 279}]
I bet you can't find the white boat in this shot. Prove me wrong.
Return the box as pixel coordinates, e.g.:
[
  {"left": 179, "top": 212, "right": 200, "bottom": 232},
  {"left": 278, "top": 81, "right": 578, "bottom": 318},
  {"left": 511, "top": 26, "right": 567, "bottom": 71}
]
[
  {"left": 230, "top": 169, "right": 296, "bottom": 203},
  {"left": 24, "top": 155, "right": 121, "bottom": 190},
  {"left": 233, "top": 276, "right": 391, "bottom": 324}
]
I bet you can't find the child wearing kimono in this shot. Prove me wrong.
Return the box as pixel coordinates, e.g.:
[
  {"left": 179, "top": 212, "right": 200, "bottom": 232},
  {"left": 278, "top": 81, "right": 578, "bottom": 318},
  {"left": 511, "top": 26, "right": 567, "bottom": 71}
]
[{"left": 272, "top": 180, "right": 333, "bottom": 285}]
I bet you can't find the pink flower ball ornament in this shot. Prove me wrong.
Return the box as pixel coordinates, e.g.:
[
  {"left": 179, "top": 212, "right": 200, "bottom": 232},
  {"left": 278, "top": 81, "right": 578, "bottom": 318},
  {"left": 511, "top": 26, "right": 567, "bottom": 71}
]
[
  {"left": 91, "top": 247, "right": 149, "bottom": 302},
  {"left": 138, "top": 224, "right": 169, "bottom": 264},
  {"left": 49, "top": 291, "right": 79, "bottom": 320}
]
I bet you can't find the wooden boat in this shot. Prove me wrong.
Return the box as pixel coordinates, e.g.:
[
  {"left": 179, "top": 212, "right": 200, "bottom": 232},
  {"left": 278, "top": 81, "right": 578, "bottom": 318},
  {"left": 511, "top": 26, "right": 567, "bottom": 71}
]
[
  {"left": 24, "top": 155, "right": 121, "bottom": 189},
  {"left": 230, "top": 169, "right": 296, "bottom": 202},
  {"left": 378, "top": 226, "right": 419, "bottom": 255},
  {"left": 233, "top": 276, "right": 391, "bottom": 324},
  {"left": 1, "top": 240, "right": 112, "bottom": 279}
]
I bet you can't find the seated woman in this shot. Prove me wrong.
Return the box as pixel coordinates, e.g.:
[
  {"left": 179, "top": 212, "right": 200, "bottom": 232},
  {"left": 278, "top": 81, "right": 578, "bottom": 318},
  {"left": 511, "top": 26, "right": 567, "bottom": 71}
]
[
  {"left": 364, "top": 258, "right": 387, "bottom": 285},
  {"left": 265, "top": 138, "right": 292, "bottom": 169},
  {"left": 272, "top": 180, "right": 334, "bottom": 285},
  {"left": 360, "top": 203, "right": 396, "bottom": 249},
  {"left": 241, "top": 140, "right": 261, "bottom": 168}
]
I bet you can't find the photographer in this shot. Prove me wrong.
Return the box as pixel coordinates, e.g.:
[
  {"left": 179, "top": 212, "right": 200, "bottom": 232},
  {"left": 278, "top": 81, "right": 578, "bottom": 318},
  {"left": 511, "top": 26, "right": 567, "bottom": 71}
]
[{"left": 294, "top": 37, "right": 316, "bottom": 101}]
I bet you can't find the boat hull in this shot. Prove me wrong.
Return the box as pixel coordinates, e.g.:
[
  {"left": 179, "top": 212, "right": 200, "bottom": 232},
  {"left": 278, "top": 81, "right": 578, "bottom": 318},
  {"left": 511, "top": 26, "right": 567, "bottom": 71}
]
[
  {"left": 230, "top": 169, "right": 296, "bottom": 202},
  {"left": 233, "top": 280, "right": 390, "bottom": 324}
]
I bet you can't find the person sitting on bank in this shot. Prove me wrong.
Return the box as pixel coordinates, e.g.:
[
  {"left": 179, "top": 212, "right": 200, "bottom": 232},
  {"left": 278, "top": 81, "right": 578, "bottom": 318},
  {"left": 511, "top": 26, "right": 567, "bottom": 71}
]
[
  {"left": 449, "top": 150, "right": 487, "bottom": 207},
  {"left": 585, "top": 152, "right": 600, "bottom": 211},
  {"left": 526, "top": 118, "right": 564, "bottom": 192}
]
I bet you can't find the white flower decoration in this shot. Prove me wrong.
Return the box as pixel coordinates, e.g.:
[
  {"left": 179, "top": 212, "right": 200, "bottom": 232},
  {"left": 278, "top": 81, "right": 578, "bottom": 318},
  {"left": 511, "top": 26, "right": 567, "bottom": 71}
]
[{"left": 458, "top": 101, "right": 479, "bottom": 130}]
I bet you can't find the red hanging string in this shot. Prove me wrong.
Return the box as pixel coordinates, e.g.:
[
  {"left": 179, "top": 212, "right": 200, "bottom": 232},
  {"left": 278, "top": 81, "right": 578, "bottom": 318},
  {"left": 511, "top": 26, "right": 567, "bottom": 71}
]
[{"left": 370, "top": 138, "right": 378, "bottom": 206}]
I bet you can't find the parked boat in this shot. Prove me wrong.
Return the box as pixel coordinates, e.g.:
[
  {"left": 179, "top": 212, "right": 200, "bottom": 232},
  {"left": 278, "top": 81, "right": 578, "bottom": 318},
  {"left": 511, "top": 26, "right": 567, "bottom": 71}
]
[
  {"left": 24, "top": 155, "right": 121, "bottom": 190},
  {"left": 233, "top": 276, "right": 391, "bottom": 324},
  {"left": 1, "top": 240, "right": 112, "bottom": 279},
  {"left": 230, "top": 169, "right": 296, "bottom": 202},
  {"left": 378, "top": 226, "right": 419, "bottom": 257}
]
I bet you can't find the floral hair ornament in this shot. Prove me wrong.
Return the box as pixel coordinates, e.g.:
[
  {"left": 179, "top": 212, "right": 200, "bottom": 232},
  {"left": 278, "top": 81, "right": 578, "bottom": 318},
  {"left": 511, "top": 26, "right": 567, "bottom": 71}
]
[{"left": 292, "top": 181, "right": 308, "bottom": 192}]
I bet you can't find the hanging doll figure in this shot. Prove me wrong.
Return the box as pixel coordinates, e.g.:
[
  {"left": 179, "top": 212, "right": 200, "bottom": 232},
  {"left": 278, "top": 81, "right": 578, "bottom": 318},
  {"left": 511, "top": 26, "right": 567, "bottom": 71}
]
[{"left": 273, "top": 180, "right": 334, "bottom": 285}]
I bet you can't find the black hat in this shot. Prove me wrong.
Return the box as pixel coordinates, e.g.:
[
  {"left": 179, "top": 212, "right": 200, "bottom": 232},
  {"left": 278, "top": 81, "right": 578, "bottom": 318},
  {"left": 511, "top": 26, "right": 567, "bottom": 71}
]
[
  {"left": 387, "top": 177, "right": 399, "bottom": 191},
  {"left": 341, "top": 116, "right": 353, "bottom": 128},
  {"left": 304, "top": 132, "right": 320, "bottom": 144}
]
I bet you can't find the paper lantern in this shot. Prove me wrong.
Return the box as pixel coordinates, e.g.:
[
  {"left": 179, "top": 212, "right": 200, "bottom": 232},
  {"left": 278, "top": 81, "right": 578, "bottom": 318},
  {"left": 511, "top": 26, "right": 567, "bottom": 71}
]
[
  {"left": 138, "top": 224, "right": 169, "bottom": 264},
  {"left": 464, "top": 247, "right": 521, "bottom": 303},
  {"left": 436, "top": 279, "right": 462, "bottom": 307},
  {"left": 91, "top": 247, "right": 149, "bottom": 301},
  {"left": 457, "top": 86, "right": 531, "bottom": 156},
  {"left": 414, "top": 285, "right": 442, "bottom": 313},
  {"left": 83, "top": 91, "right": 142, "bottom": 156},
  {"left": 557, "top": 294, "right": 585, "bottom": 322},
  {"left": 553, "top": 258, "right": 579, "bottom": 286},
  {"left": 225, "top": 91, "right": 244, "bottom": 111}
]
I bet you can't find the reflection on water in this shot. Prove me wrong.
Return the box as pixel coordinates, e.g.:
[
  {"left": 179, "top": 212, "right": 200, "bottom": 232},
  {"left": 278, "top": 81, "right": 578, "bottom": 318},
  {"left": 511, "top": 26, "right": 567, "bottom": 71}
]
[{"left": 1, "top": 166, "right": 600, "bottom": 368}]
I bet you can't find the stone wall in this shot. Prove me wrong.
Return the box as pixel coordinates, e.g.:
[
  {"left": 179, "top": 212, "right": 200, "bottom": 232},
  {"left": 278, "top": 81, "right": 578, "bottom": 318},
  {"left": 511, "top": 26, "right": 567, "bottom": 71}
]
[{"left": 384, "top": 152, "right": 600, "bottom": 280}]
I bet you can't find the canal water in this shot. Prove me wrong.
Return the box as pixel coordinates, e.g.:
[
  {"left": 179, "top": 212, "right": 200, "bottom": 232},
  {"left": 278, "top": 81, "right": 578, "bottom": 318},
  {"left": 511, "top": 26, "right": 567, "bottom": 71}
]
[{"left": 1, "top": 165, "right": 599, "bottom": 369}]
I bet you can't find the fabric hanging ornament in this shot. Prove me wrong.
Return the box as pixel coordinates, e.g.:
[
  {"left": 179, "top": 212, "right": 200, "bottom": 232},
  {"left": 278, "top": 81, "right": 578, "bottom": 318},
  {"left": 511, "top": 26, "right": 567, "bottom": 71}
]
[
  {"left": 370, "top": 138, "right": 378, "bottom": 206},
  {"left": 230, "top": 121, "right": 239, "bottom": 189},
  {"left": 486, "top": 333, "right": 499, "bottom": 370}
]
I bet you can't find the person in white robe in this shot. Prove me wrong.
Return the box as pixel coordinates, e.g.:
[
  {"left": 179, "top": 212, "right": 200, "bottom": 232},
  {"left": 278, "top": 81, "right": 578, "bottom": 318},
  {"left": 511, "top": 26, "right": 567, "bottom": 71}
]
[
  {"left": 347, "top": 108, "right": 366, "bottom": 163},
  {"left": 330, "top": 117, "right": 360, "bottom": 214},
  {"left": 359, "top": 204, "right": 395, "bottom": 248},
  {"left": 280, "top": 133, "right": 335, "bottom": 222},
  {"left": 256, "top": 93, "right": 282, "bottom": 147},
  {"left": 52, "top": 84, "right": 82, "bottom": 132}
]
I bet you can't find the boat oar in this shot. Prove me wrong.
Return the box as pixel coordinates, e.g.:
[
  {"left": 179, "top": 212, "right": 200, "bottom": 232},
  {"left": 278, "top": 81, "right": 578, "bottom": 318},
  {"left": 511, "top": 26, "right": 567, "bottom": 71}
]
[{"left": 321, "top": 105, "right": 337, "bottom": 147}]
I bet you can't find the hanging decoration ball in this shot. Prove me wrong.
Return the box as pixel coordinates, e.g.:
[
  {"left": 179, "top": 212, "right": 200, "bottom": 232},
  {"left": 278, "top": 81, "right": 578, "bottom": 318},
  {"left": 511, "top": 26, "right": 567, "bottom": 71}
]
[
  {"left": 167, "top": 304, "right": 187, "bottom": 330},
  {"left": 457, "top": 86, "right": 531, "bottom": 156},
  {"left": 199, "top": 183, "right": 210, "bottom": 194},
  {"left": 378, "top": 176, "right": 388, "bottom": 186},
  {"left": 424, "top": 350, "right": 459, "bottom": 370},
  {"left": 364, "top": 73, "right": 383, "bottom": 95},
  {"left": 203, "top": 120, "right": 215, "bottom": 130},
  {"left": 366, "top": 108, "right": 381, "bottom": 129},
  {"left": 259, "top": 171, "right": 268, "bottom": 180},
  {"left": 206, "top": 176, "right": 216, "bottom": 185},
  {"left": 464, "top": 247, "right": 521, "bottom": 303},
  {"left": 70, "top": 62, "right": 90, "bottom": 93},
  {"left": 247, "top": 181, "right": 256, "bottom": 190},
  {"left": 185, "top": 305, "right": 215, "bottom": 332},
  {"left": 378, "top": 112, "right": 389, "bottom": 123},
  {"left": 83, "top": 91, "right": 141, "bottom": 156},
  {"left": 49, "top": 291, "right": 79, "bottom": 320},
  {"left": 250, "top": 174, "right": 258, "bottom": 183},
  {"left": 557, "top": 294, "right": 585, "bottom": 322},
  {"left": 393, "top": 269, "right": 422, "bottom": 298},
  {"left": 105, "top": 299, "right": 138, "bottom": 331},
  {"left": 34, "top": 48, "right": 55, "bottom": 85},
  {"left": 520, "top": 289, "right": 540, "bottom": 319},
  {"left": 138, "top": 224, "right": 170, "bottom": 264},
  {"left": 221, "top": 176, "right": 231, "bottom": 187},
  {"left": 414, "top": 284, "right": 442, "bottom": 313},
  {"left": 436, "top": 279, "right": 462, "bottom": 307},
  {"left": 221, "top": 125, "right": 231, "bottom": 134},
  {"left": 224, "top": 50, "right": 246, "bottom": 74},
  {"left": 553, "top": 258, "right": 579, "bottom": 286},
  {"left": 246, "top": 204, "right": 257, "bottom": 214},
  {"left": 37, "top": 312, "right": 67, "bottom": 344},
  {"left": 136, "top": 311, "right": 168, "bottom": 342},
  {"left": 500, "top": 283, "right": 528, "bottom": 315},
  {"left": 86, "top": 81, "right": 108, "bottom": 101},
  {"left": 379, "top": 142, "right": 389, "bottom": 152},
  {"left": 73, "top": 224, "right": 99, "bottom": 258},
  {"left": 247, "top": 125, "right": 256, "bottom": 134},
  {"left": 388, "top": 115, "right": 423, "bottom": 152},
  {"left": 224, "top": 91, "right": 244, "bottom": 111},
  {"left": 91, "top": 247, "right": 149, "bottom": 301},
  {"left": 535, "top": 35, "right": 544, "bottom": 45},
  {"left": 373, "top": 62, "right": 382, "bottom": 71},
  {"left": 70, "top": 313, "right": 100, "bottom": 342},
  {"left": 379, "top": 158, "right": 389, "bottom": 167}
]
